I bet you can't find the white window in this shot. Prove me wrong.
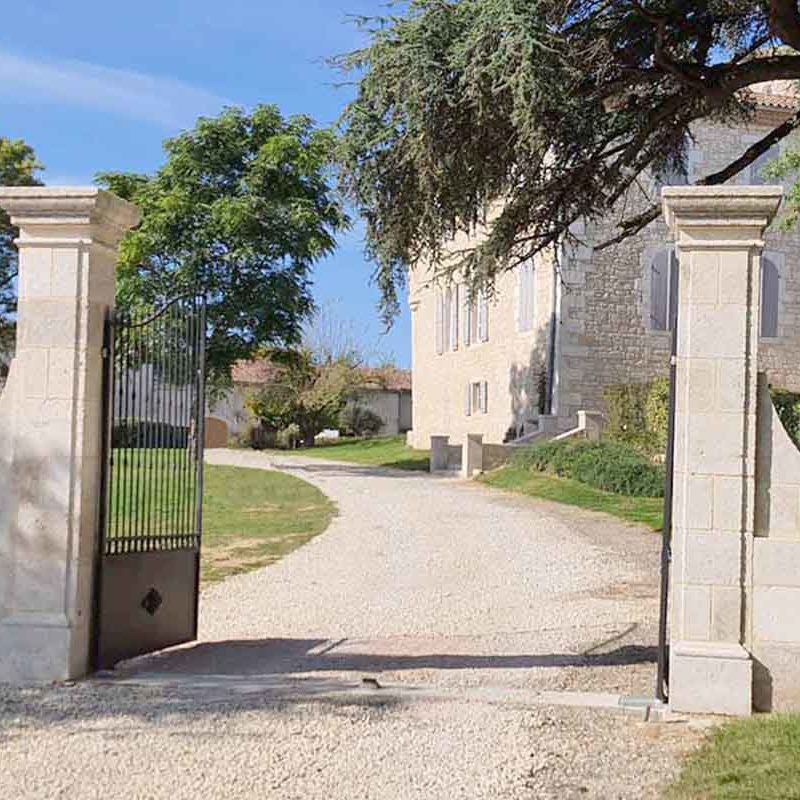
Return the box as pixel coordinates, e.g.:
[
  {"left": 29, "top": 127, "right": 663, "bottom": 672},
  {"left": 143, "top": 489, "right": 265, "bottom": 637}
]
[
  {"left": 434, "top": 287, "right": 444, "bottom": 355},
  {"left": 518, "top": 262, "right": 535, "bottom": 332},
  {"left": 749, "top": 144, "right": 781, "bottom": 186},
  {"left": 650, "top": 248, "right": 679, "bottom": 331},
  {"left": 465, "top": 380, "right": 488, "bottom": 416},
  {"left": 761, "top": 254, "right": 781, "bottom": 338},
  {"left": 476, "top": 289, "right": 489, "bottom": 342}
]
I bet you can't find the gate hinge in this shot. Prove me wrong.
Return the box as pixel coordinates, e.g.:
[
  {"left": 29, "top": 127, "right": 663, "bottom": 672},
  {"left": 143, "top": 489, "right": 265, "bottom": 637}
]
[
  {"left": 101, "top": 347, "right": 110, "bottom": 359},
  {"left": 669, "top": 355, "right": 678, "bottom": 367}
]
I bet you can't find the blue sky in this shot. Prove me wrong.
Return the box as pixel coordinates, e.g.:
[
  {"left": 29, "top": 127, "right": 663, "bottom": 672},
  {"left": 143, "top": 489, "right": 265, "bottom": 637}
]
[{"left": 0, "top": 1, "right": 411, "bottom": 366}]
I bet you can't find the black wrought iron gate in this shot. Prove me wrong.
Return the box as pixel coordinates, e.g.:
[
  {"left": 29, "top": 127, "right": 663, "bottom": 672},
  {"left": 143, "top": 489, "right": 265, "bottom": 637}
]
[{"left": 93, "top": 296, "right": 206, "bottom": 670}]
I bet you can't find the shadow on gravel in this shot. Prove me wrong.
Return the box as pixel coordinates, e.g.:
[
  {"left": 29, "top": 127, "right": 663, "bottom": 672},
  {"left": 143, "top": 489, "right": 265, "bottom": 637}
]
[{"left": 116, "top": 638, "right": 658, "bottom": 677}]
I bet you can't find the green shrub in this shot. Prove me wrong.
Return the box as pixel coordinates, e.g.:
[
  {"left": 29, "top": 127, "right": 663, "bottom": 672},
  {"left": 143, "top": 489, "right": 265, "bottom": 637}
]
[
  {"left": 113, "top": 419, "right": 188, "bottom": 448},
  {"left": 276, "top": 423, "right": 301, "bottom": 450},
  {"left": 771, "top": 387, "right": 800, "bottom": 447},
  {"left": 604, "top": 378, "right": 669, "bottom": 456},
  {"left": 512, "top": 439, "right": 665, "bottom": 497},
  {"left": 339, "top": 404, "right": 384, "bottom": 437}
]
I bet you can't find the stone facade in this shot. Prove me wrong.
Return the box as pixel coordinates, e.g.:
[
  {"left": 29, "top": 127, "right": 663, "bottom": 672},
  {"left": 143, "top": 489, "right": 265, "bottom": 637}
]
[
  {"left": 410, "top": 97, "right": 800, "bottom": 444},
  {"left": 409, "top": 227, "right": 556, "bottom": 448}
]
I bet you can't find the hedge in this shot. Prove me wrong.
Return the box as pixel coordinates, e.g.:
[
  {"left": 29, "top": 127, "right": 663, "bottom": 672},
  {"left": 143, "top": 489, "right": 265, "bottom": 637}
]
[
  {"left": 512, "top": 439, "right": 665, "bottom": 498},
  {"left": 771, "top": 388, "right": 800, "bottom": 446},
  {"left": 603, "top": 379, "right": 669, "bottom": 456},
  {"left": 605, "top": 378, "right": 800, "bottom": 454},
  {"left": 113, "top": 419, "right": 189, "bottom": 448}
]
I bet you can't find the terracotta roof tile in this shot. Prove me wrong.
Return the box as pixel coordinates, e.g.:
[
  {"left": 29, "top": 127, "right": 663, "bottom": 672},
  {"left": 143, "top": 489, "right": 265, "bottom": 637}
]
[{"left": 231, "top": 359, "right": 412, "bottom": 392}]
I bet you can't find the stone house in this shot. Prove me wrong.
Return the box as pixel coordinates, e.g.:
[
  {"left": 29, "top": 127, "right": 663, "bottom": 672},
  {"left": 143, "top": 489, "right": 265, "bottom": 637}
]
[{"left": 408, "top": 85, "right": 800, "bottom": 449}]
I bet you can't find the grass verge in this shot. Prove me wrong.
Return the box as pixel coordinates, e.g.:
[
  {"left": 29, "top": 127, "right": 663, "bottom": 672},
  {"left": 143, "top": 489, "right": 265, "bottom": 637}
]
[
  {"left": 110, "top": 451, "right": 336, "bottom": 584},
  {"left": 201, "top": 464, "right": 336, "bottom": 583},
  {"left": 667, "top": 714, "right": 800, "bottom": 799},
  {"left": 284, "top": 435, "right": 430, "bottom": 471},
  {"left": 479, "top": 467, "right": 663, "bottom": 530}
]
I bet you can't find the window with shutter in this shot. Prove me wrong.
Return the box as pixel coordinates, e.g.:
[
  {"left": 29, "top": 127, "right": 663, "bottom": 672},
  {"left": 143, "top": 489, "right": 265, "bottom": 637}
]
[
  {"left": 518, "top": 262, "right": 535, "bottom": 332},
  {"left": 650, "top": 248, "right": 677, "bottom": 331},
  {"left": 465, "top": 383, "right": 472, "bottom": 416},
  {"left": 477, "top": 289, "right": 489, "bottom": 342},
  {"left": 434, "top": 288, "right": 444, "bottom": 355},
  {"left": 443, "top": 287, "right": 452, "bottom": 351},
  {"left": 761, "top": 255, "right": 780, "bottom": 338},
  {"left": 450, "top": 285, "right": 459, "bottom": 350},
  {"left": 462, "top": 287, "right": 472, "bottom": 347}
]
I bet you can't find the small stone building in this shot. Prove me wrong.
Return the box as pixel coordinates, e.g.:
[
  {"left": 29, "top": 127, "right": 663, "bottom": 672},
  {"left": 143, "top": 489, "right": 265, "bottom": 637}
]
[
  {"left": 408, "top": 85, "right": 800, "bottom": 448},
  {"left": 209, "top": 361, "right": 412, "bottom": 441}
]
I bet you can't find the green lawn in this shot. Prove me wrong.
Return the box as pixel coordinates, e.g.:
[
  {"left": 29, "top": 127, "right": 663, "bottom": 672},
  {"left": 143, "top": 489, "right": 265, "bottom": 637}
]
[
  {"left": 668, "top": 714, "right": 800, "bottom": 799},
  {"left": 289, "top": 435, "right": 430, "bottom": 471},
  {"left": 109, "top": 450, "right": 336, "bottom": 583},
  {"left": 479, "top": 466, "right": 664, "bottom": 530}
]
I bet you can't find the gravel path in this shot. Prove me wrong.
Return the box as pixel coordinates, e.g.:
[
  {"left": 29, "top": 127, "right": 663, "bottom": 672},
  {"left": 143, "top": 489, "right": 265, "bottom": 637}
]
[{"left": 0, "top": 451, "right": 700, "bottom": 799}]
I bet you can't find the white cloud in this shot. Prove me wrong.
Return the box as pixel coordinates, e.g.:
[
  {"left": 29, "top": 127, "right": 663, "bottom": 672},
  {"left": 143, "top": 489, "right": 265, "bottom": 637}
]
[{"left": 0, "top": 49, "right": 230, "bottom": 129}]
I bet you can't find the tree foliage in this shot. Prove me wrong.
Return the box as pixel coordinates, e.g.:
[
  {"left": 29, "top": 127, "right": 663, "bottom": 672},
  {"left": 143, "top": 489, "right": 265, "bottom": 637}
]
[
  {"left": 0, "top": 137, "right": 43, "bottom": 358},
  {"left": 337, "top": 0, "right": 800, "bottom": 320},
  {"left": 247, "top": 348, "right": 363, "bottom": 447},
  {"left": 97, "top": 105, "right": 349, "bottom": 388}
]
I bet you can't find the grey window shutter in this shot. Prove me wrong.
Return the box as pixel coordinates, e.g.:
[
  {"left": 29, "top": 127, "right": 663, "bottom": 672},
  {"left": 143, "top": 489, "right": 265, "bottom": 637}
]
[
  {"left": 450, "top": 285, "right": 459, "bottom": 350},
  {"left": 462, "top": 287, "right": 471, "bottom": 346},
  {"left": 435, "top": 288, "right": 444, "bottom": 354},
  {"left": 481, "top": 381, "right": 488, "bottom": 414},
  {"left": 667, "top": 250, "right": 679, "bottom": 332},
  {"left": 465, "top": 383, "right": 472, "bottom": 416},
  {"left": 518, "top": 263, "right": 534, "bottom": 331},
  {"left": 761, "top": 255, "right": 780, "bottom": 338},
  {"left": 443, "top": 287, "right": 451, "bottom": 351},
  {"left": 478, "top": 290, "right": 489, "bottom": 342},
  {"left": 650, "top": 250, "right": 669, "bottom": 331}
]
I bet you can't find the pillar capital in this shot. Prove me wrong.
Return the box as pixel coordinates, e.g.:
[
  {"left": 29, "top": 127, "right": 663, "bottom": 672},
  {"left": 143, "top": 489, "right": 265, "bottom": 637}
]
[
  {"left": 662, "top": 186, "right": 783, "bottom": 251},
  {"left": 0, "top": 186, "right": 140, "bottom": 250}
]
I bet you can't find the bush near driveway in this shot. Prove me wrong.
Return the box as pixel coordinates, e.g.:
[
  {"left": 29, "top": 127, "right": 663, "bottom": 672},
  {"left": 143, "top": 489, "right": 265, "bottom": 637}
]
[
  {"left": 603, "top": 379, "right": 669, "bottom": 457},
  {"left": 511, "top": 439, "right": 665, "bottom": 498}
]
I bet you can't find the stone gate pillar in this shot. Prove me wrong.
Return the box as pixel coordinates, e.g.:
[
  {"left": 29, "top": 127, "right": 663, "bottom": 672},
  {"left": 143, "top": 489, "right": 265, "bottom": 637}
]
[
  {"left": 0, "top": 187, "right": 140, "bottom": 682},
  {"left": 662, "top": 186, "right": 782, "bottom": 716}
]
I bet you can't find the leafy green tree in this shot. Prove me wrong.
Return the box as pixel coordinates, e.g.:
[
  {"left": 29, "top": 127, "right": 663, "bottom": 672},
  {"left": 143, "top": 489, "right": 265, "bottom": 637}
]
[
  {"left": 247, "top": 348, "right": 363, "bottom": 447},
  {"left": 0, "top": 138, "right": 43, "bottom": 361},
  {"left": 97, "top": 105, "right": 349, "bottom": 388},
  {"left": 337, "top": 1, "right": 800, "bottom": 320}
]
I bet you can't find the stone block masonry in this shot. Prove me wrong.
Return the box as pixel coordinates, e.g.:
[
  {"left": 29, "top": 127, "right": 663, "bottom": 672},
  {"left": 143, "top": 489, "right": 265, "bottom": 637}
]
[
  {"left": 0, "top": 187, "right": 140, "bottom": 683},
  {"left": 662, "top": 186, "right": 785, "bottom": 716}
]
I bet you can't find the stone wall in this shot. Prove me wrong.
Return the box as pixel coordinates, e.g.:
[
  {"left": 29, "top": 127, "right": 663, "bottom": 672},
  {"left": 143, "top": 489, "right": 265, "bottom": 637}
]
[
  {"left": 751, "top": 376, "right": 800, "bottom": 711},
  {"left": 560, "top": 115, "right": 800, "bottom": 422}
]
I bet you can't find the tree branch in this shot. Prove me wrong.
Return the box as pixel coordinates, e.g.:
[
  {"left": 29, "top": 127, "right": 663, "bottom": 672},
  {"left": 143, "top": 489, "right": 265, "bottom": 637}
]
[
  {"left": 768, "top": 0, "right": 800, "bottom": 51},
  {"left": 595, "top": 108, "right": 800, "bottom": 250}
]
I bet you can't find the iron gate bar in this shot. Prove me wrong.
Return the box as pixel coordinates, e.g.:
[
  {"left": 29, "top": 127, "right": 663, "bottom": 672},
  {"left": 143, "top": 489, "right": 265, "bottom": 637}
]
[
  {"left": 93, "top": 294, "right": 206, "bottom": 670},
  {"left": 656, "top": 264, "right": 680, "bottom": 703}
]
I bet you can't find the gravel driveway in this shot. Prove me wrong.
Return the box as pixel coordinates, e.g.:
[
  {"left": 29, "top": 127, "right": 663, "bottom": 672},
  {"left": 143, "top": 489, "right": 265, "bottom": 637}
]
[{"left": 0, "top": 451, "right": 700, "bottom": 799}]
